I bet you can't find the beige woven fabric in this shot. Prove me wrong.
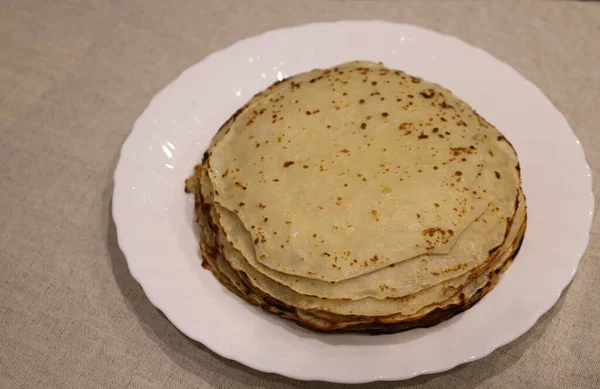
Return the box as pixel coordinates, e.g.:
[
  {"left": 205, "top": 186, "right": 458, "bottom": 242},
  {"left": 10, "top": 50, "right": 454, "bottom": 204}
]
[{"left": 1, "top": 0, "right": 599, "bottom": 388}]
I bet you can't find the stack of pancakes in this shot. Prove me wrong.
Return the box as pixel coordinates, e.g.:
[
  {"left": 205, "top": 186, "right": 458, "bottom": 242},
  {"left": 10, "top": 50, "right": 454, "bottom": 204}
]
[{"left": 185, "top": 61, "right": 526, "bottom": 334}]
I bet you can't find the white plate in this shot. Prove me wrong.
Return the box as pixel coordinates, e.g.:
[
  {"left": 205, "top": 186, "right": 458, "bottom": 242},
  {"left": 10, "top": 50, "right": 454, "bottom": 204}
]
[{"left": 112, "top": 21, "right": 594, "bottom": 383}]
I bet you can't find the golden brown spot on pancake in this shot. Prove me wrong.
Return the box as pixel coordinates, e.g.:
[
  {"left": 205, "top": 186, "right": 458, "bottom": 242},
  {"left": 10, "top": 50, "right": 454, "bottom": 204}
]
[
  {"left": 234, "top": 182, "right": 247, "bottom": 190},
  {"left": 398, "top": 122, "right": 411, "bottom": 131},
  {"left": 450, "top": 147, "right": 473, "bottom": 156},
  {"left": 420, "top": 89, "right": 435, "bottom": 98},
  {"left": 360, "top": 123, "right": 367, "bottom": 130},
  {"left": 371, "top": 209, "right": 379, "bottom": 221},
  {"left": 423, "top": 227, "right": 447, "bottom": 237},
  {"left": 283, "top": 161, "right": 295, "bottom": 168},
  {"left": 495, "top": 171, "right": 501, "bottom": 179}
]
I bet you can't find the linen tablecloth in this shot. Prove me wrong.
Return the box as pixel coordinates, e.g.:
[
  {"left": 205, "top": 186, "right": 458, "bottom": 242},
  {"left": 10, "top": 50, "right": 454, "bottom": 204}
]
[{"left": 1, "top": 1, "right": 599, "bottom": 388}]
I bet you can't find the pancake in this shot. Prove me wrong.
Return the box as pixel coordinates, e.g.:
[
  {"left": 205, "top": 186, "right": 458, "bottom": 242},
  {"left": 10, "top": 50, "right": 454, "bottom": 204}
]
[{"left": 185, "top": 61, "right": 526, "bottom": 333}]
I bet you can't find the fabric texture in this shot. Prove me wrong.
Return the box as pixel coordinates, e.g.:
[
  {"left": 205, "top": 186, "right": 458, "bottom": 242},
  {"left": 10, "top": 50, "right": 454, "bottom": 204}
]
[{"left": 1, "top": 0, "right": 599, "bottom": 388}]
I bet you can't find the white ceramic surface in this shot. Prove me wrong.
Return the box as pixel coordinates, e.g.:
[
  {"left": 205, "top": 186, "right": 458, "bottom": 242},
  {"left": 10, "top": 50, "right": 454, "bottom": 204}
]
[{"left": 112, "top": 21, "right": 594, "bottom": 383}]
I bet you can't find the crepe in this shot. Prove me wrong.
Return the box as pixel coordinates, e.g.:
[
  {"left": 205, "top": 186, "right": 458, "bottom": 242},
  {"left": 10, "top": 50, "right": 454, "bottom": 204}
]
[{"left": 185, "top": 61, "right": 526, "bottom": 333}]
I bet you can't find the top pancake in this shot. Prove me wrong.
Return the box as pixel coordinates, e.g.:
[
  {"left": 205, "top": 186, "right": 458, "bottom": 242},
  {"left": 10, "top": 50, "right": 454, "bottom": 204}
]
[{"left": 206, "top": 61, "right": 521, "bottom": 283}]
